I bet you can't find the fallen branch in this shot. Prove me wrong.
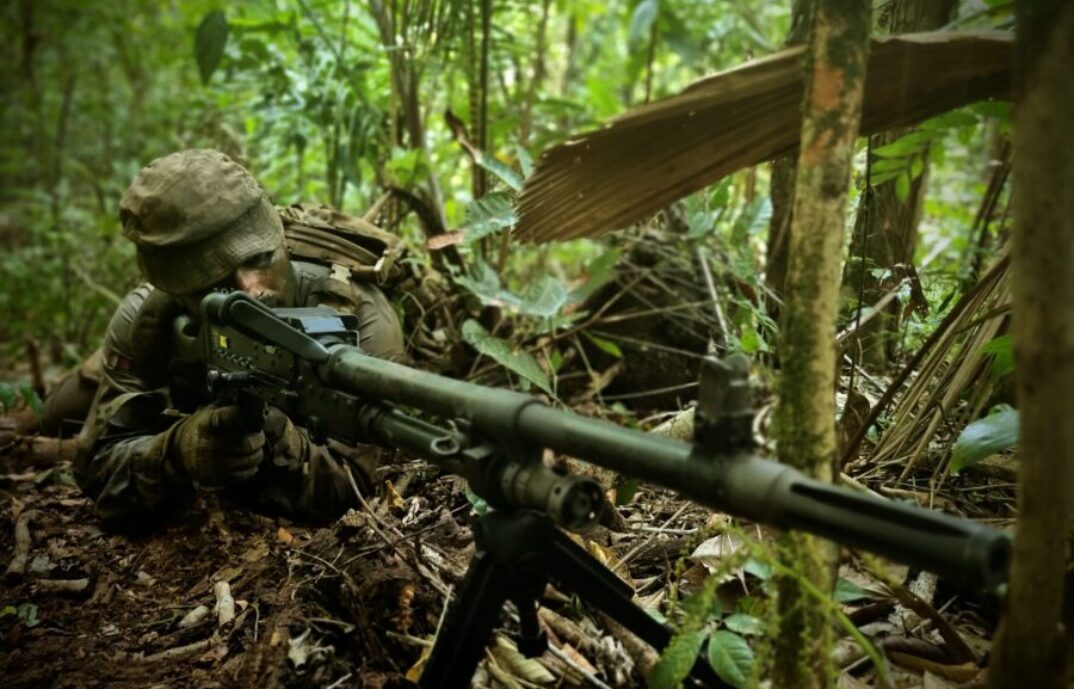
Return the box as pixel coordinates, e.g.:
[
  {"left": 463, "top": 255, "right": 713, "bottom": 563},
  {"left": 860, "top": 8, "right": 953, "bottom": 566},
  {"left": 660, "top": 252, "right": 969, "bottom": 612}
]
[
  {"left": 138, "top": 638, "right": 214, "bottom": 663},
  {"left": 35, "top": 578, "right": 91, "bottom": 595},
  {"left": 5, "top": 509, "right": 36, "bottom": 580}
]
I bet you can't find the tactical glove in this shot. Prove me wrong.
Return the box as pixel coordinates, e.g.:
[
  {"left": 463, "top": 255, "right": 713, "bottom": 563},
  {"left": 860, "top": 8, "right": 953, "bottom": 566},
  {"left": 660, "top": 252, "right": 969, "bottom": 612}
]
[{"left": 171, "top": 404, "right": 265, "bottom": 487}]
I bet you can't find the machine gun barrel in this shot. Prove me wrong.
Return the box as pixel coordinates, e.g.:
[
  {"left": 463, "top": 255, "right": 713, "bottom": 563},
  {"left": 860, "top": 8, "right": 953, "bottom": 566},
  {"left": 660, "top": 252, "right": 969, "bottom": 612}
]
[{"left": 323, "top": 348, "right": 1009, "bottom": 590}]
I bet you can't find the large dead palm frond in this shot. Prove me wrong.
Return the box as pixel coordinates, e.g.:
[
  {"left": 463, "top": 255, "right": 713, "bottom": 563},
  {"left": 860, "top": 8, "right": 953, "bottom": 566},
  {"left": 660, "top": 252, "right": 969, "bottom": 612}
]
[{"left": 515, "top": 31, "right": 1012, "bottom": 243}]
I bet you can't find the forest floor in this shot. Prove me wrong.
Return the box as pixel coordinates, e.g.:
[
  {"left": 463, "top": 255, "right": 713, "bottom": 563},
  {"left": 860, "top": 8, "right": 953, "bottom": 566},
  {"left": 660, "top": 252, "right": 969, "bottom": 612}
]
[{"left": 0, "top": 414, "right": 1014, "bottom": 689}]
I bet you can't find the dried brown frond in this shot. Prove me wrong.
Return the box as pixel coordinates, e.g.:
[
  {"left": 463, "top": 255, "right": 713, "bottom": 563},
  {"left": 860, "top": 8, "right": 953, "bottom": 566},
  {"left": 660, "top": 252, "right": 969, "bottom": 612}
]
[{"left": 516, "top": 31, "right": 1012, "bottom": 243}]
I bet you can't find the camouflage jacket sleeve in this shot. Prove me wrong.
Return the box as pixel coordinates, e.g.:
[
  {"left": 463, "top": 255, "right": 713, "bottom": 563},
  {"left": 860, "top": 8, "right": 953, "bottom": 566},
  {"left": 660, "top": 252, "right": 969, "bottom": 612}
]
[{"left": 74, "top": 285, "right": 194, "bottom": 530}]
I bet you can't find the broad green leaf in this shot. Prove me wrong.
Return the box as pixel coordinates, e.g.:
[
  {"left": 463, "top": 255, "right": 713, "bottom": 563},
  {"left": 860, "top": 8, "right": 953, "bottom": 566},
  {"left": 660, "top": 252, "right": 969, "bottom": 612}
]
[
  {"left": 454, "top": 260, "right": 511, "bottom": 306},
  {"left": 910, "top": 156, "right": 924, "bottom": 180},
  {"left": 475, "top": 152, "right": 523, "bottom": 192},
  {"left": 195, "top": 11, "right": 230, "bottom": 85},
  {"left": 950, "top": 405, "right": 1020, "bottom": 474},
  {"left": 649, "top": 629, "right": 706, "bottom": 689},
  {"left": 518, "top": 274, "right": 569, "bottom": 318},
  {"left": 629, "top": 0, "right": 659, "bottom": 46},
  {"left": 515, "top": 145, "right": 534, "bottom": 179},
  {"left": 834, "top": 577, "right": 878, "bottom": 602},
  {"left": 738, "top": 326, "right": 760, "bottom": 354},
  {"left": 723, "top": 613, "right": 764, "bottom": 636},
  {"left": 548, "top": 348, "right": 563, "bottom": 373},
  {"left": 707, "top": 630, "right": 754, "bottom": 689},
  {"left": 895, "top": 172, "right": 911, "bottom": 202},
  {"left": 464, "top": 191, "right": 516, "bottom": 243},
  {"left": 971, "top": 101, "right": 1011, "bottom": 120},
  {"left": 870, "top": 158, "right": 908, "bottom": 174},
  {"left": 926, "top": 110, "right": 979, "bottom": 129},
  {"left": 743, "top": 559, "right": 772, "bottom": 580},
  {"left": 979, "top": 334, "right": 1014, "bottom": 382},
  {"left": 0, "top": 382, "right": 15, "bottom": 412},
  {"left": 461, "top": 320, "right": 551, "bottom": 394},
  {"left": 731, "top": 198, "right": 771, "bottom": 244},
  {"left": 873, "top": 132, "right": 928, "bottom": 158},
  {"left": 584, "top": 332, "right": 623, "bottom": 358}
]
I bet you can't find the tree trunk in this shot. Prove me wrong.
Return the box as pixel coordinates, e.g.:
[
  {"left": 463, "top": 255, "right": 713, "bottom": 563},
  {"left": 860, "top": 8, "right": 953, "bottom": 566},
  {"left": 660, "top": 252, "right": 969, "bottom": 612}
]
[
  {"left": 842, "top": 0, "right": 957, "bottom": 373},
  {"left": 770, "top": 1, "right": 870, "bottom": 687},
  {"left": 763, "top": 0, "right": 809, "bottom": 318},
  {"left": 989, "top": 3, "right": 1074, "bottom": 688}
]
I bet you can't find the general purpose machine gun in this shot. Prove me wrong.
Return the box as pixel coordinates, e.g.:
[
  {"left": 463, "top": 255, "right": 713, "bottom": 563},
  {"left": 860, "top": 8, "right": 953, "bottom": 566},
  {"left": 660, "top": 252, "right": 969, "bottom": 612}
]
[{"left": 173, "top": 292, "right": 1010, "bottom": 689}]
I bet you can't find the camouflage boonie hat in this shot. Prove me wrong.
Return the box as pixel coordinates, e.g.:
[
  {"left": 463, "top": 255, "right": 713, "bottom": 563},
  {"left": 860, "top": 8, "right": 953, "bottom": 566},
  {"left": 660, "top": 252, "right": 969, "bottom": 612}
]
[{"left": 119, "top": 149, "right": 284, "bottom": 295}]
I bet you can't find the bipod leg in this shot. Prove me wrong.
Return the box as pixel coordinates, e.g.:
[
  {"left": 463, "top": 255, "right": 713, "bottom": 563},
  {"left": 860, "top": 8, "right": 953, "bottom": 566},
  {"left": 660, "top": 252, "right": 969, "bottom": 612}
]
[
  {"left": 545, "top": 529, "right": 730, "bottom": 688},
  {"left": 420, "top": 511, "right": 553, "bottom": 689}
]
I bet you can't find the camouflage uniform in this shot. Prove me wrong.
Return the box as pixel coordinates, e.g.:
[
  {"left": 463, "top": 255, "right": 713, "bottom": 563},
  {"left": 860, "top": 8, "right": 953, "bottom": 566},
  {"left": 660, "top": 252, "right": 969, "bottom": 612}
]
[{"left": 74, "top": 150, "right": 405, "bottom": 529}]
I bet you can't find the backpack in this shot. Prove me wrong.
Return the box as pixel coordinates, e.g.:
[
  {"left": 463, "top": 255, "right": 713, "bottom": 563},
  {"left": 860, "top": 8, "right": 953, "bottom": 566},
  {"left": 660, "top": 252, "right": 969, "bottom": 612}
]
[{"left": 276, "top": 203, "right": 407, "bottom": 286}]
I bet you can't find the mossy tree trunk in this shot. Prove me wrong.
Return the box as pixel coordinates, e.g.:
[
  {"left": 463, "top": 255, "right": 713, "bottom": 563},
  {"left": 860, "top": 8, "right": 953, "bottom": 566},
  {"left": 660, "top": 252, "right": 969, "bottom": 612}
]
[
  {"left": 841, "top": 0, "right": 957, "bottom": 373},
  {"left": 770, "top": 1, "right": 870, "bottom": 687},
  {"left": 989, "top": 3, "right": 1074, "bottom": 688},
  {"left": 763, "top": 0, "right": 809, "bottom": 318}
]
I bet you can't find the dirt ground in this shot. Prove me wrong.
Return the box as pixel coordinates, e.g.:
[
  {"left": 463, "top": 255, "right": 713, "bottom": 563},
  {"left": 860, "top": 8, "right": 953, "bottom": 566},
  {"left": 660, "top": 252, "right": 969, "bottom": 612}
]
[{"left": 1, "top": 423, "right": 1011, "bottom": 689}]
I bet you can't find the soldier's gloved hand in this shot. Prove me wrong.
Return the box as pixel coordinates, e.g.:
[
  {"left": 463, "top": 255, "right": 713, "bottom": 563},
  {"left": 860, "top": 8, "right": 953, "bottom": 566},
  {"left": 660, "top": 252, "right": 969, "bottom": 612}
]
[
  {"left": 264, "top": 407, "right": 305, "bottom": 463},
  {"left": 171, "top": 405, "right": 265, "bottom": 487}
]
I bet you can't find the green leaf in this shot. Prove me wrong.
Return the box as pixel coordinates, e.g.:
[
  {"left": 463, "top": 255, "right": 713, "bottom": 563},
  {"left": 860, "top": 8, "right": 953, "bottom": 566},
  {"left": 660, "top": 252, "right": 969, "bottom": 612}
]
[
  {"left": 649, "top": 629, "right": 706, "bottom": 689},
  {"left": 731, "top": 198, "right": 771, "bottom": 244},
  {"left": 464, "top": 191, "right": 516, "bottom": 243},
  {"left": 195, "top": 11, "right": 230, "bottom": 85},
  {"left": 454, "top": 260, "right": 510, "bottom": 305},
  {"left": 707, "top": 630, "right": 754, "bottom": 689},
  {"left": 910, "top": 156, "right": 924, "bottom": 180},
  {"left": 743, "top": 559, "right": 772, "bottom": 580},
  {"left": 18, "top": 603, "right": 39, "bottom": 628},
  {"left": 461, "top": 320, "right": 551, "bottom": 394},
  {"left": 873, "top": 132, "right": 928, "bottom": 158},
  {"left": 723, "top": 613, "right": 764, "bottom": 636},
  {"left": 926, "top": 110, "right": 979, "bottom": 129},
  {"left": 518, "top": 274, "right": 569, "bottom": 318},
  {"left": 895, "top": 172, "right": 911, "bottom": 202},
  {"left": 515, "top": 145, "right": 534, "bottom": 179},
  {"left": 475, "top": 152, "right": 523, "bottom": 192},
  {"left": 979, "top": 334, "right": 1015, "bottom": 382},
  {"left": 583, "top": 332, "right": 623, "bottom": 358},
  {"left": 629, "top": 0, "right": 659, "bottom": 46},
  {"left": 870, "top": 158, "right": 908, "bottom": 174},
  {"left": 950, "top": 405, "right": 1020, "bottom": 474},
  {"left": 548, "top": 348, "right": 563, "bottom": 373},
  {"left": 738, "top": 326, "right": 760, "bottom": 354},
  {"left": 834, "top": 577, "right": 878, "bottom": 602}
]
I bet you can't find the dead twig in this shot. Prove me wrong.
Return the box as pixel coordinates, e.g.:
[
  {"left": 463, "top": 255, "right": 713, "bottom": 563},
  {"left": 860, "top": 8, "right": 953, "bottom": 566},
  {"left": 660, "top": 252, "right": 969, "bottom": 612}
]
[
  {"left": 35, "top": 578, "right": 91, "bottom": 595},
  {"left": 137, "top": 638, "right": 214, "bottom": 663},
  {"left": 6, "top": 509, "right": 37, "bottom": 580}
]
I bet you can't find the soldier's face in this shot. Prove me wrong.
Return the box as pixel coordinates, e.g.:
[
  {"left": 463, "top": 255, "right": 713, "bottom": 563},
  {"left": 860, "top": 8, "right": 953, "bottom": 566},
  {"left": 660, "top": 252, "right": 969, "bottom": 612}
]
[{"left": 179, "top": 245, "right": 293, "bottom": 313}]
